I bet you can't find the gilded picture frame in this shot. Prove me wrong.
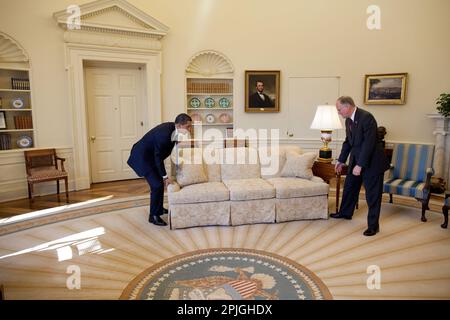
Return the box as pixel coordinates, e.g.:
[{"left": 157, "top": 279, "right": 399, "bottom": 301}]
[
  {"left": 245, "top": 70, "right": 280, "bottom": 113},
  {"left": 364, "top": 73, "right": 408, "bottom": 105}
]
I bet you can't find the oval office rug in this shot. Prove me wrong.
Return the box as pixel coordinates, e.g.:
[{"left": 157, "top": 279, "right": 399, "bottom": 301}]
[{"left": 120, "top": 248, "right": 332, "bottom": 300}]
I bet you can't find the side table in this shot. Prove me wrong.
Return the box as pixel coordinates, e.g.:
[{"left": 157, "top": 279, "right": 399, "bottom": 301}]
[{"left": 312, "top": 161, "right": 348, "bottom": 214}]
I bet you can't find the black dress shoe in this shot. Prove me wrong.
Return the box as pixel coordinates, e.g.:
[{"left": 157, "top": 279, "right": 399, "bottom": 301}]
[
  {"left": 330, "top": 213, "right": 352, "bottom": 220},
  {"left": 363, "top": 227, "right": 379, "bottom": 236},
  {"left": 149, "top": 215, "right": 167, "bottom": 226},
  {"left": 163, "top": 208, "right": 168, "bottom": 214}
]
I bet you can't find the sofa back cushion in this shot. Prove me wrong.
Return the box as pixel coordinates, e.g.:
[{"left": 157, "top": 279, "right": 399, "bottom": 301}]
[
  {"left": 280, "top": 152, "right": 316, "bottom": 179},
  {"left": 259, "top": 145, "right": 303, "bottom": 179},
  {"left": 176, "top": 163, "right": 208, "bottom": 187},
  {"left": 171, "top": 147, "right": 221, "bottom": 183},
  {"left": 220, "top": 147, "right": 261, "bottom": 180}
]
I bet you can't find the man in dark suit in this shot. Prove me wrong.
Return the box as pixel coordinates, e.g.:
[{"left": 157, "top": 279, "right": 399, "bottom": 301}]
[
  {"left": 249, "top": 80, "right": 274, "bottom": 108},
  {"left": 127, "top": 114, "right": 192, "bottom": 226},
  {"left": 331, "top": 96, "right": 389, "bottom": 236}
]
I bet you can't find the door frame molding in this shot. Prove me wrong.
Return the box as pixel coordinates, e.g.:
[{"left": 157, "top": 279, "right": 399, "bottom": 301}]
[
  {"left": 84, "top": 64, "right": 144, "bottom": 183},
  {"left": 66, "top": 43, "right": 162, "bottom": 190}
]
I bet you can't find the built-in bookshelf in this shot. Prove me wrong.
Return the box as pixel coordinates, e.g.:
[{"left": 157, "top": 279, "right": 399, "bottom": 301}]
[
  {"left": 185, "top": 51, "right": 234, "bottom": 139},
  {"left": 0, "top": 67, "right": 34, "bottom": 151}
]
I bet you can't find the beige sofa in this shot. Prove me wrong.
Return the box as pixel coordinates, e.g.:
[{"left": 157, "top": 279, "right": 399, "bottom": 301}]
[{"left": 167, "top": 145, "right": 329, "bottom": 229}]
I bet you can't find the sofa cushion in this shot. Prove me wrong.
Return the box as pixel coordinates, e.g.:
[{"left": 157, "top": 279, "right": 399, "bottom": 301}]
[
  {"left": 171, "top": 147, "right": 222, "bottom": 182},
  {"left": 221, "top": 147, "right": 261, "bottom": 180},
  {"left": 259, "top": 145, "right": 303, "bottom": 179},
  {"left": 168, "top": 182, "right": 230, "bottom": 204},
  {"left": 223, "top": 178, "right": 275, "bottom": 201},
  {"left": 176, "top": 163, "right": 208, "bottom": 187},
  {"left": 266, "top": 177, "right": 329, "bottom": 199},
  {"left": 280, "top": 152, "right": 316, "bottom": 179}
]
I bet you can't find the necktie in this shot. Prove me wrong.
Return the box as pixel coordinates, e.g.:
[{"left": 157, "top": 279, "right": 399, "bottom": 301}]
[{"left": 348, "top": 119, "right": 353, "bottom": 132}]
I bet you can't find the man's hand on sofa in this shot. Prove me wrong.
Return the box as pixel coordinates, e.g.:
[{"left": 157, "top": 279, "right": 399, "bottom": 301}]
[
  {"left": 164, "top": 177, "right": 174, "bottom": 188},
  {"left": 167, "top": 180, "right": 180, "bottom": 193}
]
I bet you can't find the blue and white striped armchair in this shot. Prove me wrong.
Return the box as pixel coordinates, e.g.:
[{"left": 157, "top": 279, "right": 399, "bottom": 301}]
[{"left": 383, "top": 143, "right": 435, "bottom": 222}]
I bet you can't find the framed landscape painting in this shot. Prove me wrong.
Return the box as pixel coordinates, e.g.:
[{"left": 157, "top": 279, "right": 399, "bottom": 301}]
[{"left": 364, "top": 73, "right": 408, "bottom": 105}]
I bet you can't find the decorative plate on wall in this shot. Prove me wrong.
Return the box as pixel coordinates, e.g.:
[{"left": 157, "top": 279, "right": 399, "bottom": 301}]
[
  {"left": 219, "top": 97, "right": 231, "bottom": 108},
  {"left": 205, "top": 114, "right": 215, "bottom": 123},
  {"left": 16, "top": 135, "right": 32, "bottom": 148},
  {"left": 189, "top": 97, "right": 201, "bottom": 108},
  {"left": 190, "top": 113, "right": 202, "bottom": 122},
  {"left": 12, "top": 98, "right": 24, "bottom": 109},
  {"left": 219, "top": 113, "right": 231, "bottom": 123},
  {"left": 204, "top": 97, "right": 215, "bottom": 108}
]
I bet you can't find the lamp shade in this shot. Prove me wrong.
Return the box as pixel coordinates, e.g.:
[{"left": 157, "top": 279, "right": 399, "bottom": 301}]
[{"left": 310, "top": 105, "right": 343, "bottom": 130}]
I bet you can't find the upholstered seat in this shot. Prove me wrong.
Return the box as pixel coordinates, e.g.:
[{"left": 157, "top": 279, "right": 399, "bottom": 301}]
[
  {"left": 266, "top": 177, "right": 329, "bottom": 199},
  {"left": 24, "top": 148, "right": 68, "bottom": 202},
  {"left": 223, "top": 178, "right": 275, "bottom": 201},
  {"left": 27, "top": 167, "right": 68, "bottom": 182},
  {"left": 168, "top": 182, "right": 229, "bottom": 204},
  {"left": 383, "top": 143, "right": 434, "bottom": 222}
]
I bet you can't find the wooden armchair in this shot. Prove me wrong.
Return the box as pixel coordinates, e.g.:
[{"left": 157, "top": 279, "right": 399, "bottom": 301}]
[{"left": 24, "top": 148, "right": 69, "bottom": 202}]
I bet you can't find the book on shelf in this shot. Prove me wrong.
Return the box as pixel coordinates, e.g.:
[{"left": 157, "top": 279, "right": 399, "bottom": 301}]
[
  {"left": 0, "top": 134, "right": 11, "bottom": 150},
  {"left": 14, "top": 115, "right": 33, "bottom": 129},
  {"left": 11, "top": 78, "right": 30, "bottom": 90}
]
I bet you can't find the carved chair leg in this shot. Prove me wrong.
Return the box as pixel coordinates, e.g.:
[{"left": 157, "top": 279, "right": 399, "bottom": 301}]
[
  {"left": 65, "top": 177, "right": 69, "bottom": 203},
  {"left": 27, "top": 182, "right": 32, "bottom": 199},
  {"left": 29, "top": 183, "right": 34, "bottom": 203},
  {"left": 389, "top": 193, "right": 393, "bottom": 203},
  {"left": 442, "top": 206, "right": 448, "bottom": 229},
  {"left": 57, "top": 180, "right": 60, "bottom": 195},
  {"left": 421, "top": 195, "right": 431, "bottom": 222}
]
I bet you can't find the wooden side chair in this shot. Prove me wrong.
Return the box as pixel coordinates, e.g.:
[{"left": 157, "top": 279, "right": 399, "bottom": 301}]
[{"left": 24, "top": 148, "right": 69, "bottom": 202}]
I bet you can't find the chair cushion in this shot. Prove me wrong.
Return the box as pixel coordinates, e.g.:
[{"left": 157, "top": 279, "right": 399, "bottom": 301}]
[
  {"left": 280, "top": 152, "right": 316, "bottom": 179},
  {"left": 27, "top": 167, "right": 67, "bottom": 182},
  {"left": 266, "top": 177, "right": 329, "bottom": 199},
  {"left": 383, "top": 178, "right": 427, "bottom": 199},
  {"left": 223, "top": 178, "right": 275, "bottom": 201},
  {"left": 168, "top": 182, "right": 229, "bottom": 204}
]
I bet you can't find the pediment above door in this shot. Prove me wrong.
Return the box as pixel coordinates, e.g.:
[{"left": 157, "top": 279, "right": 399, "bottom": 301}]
[{"left": 53, "top": 0, "right": 169, "bottom": 49}]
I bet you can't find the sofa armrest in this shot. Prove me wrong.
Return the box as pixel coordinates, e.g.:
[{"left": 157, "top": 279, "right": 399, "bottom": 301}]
[
  {"left": 167, "top": 181, "right": 181, "bottom": 193},
  {"left": 311, "top": 176, "right": 325, "bottom": 183}
]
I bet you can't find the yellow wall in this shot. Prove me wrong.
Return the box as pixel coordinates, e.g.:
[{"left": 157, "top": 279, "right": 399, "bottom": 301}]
[{"left": 0, "top": 0, "right": 449, "bottom": 146}]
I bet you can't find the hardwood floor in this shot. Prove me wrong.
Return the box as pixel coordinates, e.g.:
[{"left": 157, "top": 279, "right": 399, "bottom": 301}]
[{"left": 0, "top": 179, "right": 149, "bottom": 218}]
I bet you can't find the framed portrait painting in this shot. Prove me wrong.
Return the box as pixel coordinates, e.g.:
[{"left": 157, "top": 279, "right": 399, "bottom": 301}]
[
  {"left": 364, "top": 73, "right": 408, "bottom": 105},
  {"left": 245, "top": 70, "right": 280, "bottom": 112}
]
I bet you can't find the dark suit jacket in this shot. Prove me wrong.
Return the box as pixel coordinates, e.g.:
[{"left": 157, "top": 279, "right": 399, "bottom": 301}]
[
  {"left": 249, "top": 92, "right": 274, "bottom": 108},
  {"left": 127, "top": 122, "right": 176, "bottom": 177},
  {"left": 338, "top": 108, "right": 389, "bottom": 177}
]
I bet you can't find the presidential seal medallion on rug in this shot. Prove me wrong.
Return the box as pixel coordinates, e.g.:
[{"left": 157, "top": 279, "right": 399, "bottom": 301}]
[{"left": 120, "top": 248, "right": 332, "bottom": 300}]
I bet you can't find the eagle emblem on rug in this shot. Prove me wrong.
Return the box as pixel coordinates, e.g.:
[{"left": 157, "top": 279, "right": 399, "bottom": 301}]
[{"left": 167, "top": 266, "right": 278, "bottom": 300}]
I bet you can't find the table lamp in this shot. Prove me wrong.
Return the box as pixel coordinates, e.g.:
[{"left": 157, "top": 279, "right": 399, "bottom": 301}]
[{"left": 310, "top": 104, "right": 343, "bottom": 163}]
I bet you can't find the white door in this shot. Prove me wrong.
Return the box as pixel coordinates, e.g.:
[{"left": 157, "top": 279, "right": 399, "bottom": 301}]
[{"left": 85, "top": 67, "right": 144, "bottom": 183}]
